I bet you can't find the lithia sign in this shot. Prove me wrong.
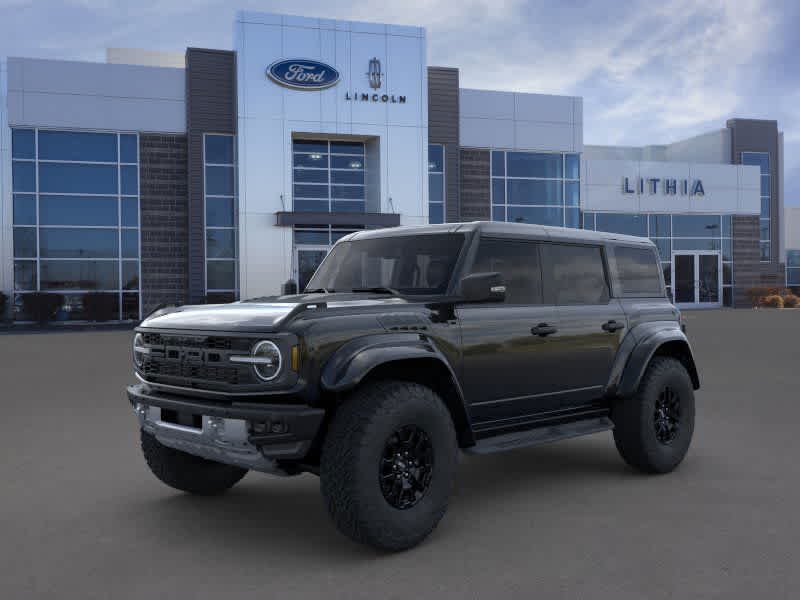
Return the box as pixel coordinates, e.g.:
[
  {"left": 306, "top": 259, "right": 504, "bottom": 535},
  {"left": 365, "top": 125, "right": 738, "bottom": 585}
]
[
  {"left": 623, "top": 177, "right": 705, "bottom": 196},
  {"left": 267, "top": 57, "right": 406, "bottom": 103}
]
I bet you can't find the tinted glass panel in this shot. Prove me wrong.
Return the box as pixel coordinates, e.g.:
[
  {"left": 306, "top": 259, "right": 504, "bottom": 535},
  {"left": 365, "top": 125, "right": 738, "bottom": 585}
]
[
  {"left": 39, "top": 163, "right": 118, "bottom": 194},
  {"left": 12, "top": 129, "right": 35, "bottom": 159},
  {"left": 294, "top": 184, "right": 329, "bottom": 199},
  {"left": 507, "top": 152, "right": 562, "bottom": 178},
  {"left": 760, "top": 175, "right": 770, "bottom": 196},
  {"left": 293, "top": 140, "right": 328, "bottom": 154},
  {"left": 723, "top": 262, "right": 732, "bottom": 285},
  {"left": 741, "top": 152, "right": 769, "bottom": 174},
  {"left": 649, "top": 214, "right": 671, "bottom": 237},
  {"left": 331, "top": 155, "right": 362, "bottom": 169},
  {"left": 121, "top": 198, "right": 139, "bottom": 227},
  {"left": 760, "top": 220, "right": 770, "bottom": 240},
  {"left": 652, "top": 238, "right": 671, "bottom": 261},
  {"left": 205, "top": 166, "right": 235, "bottom": 196},
  {"left": 40, "top": 228, "right": 118, "bottom": 258},
  {"left": 492, "top": 179, "right": 505, "bottom": 205},
  {"left": 13, "top": 194, "right": 36, "bottom": 225},
  {"left": 294, "top": 168, "right": 329, "bottom": 183},
  {"left": 40, "top": 195, "right": 118, "bottom": 226},
  {"left": 122, "top": 261, "right": 139, "bottom": 290},
  {"left": 565, "top": 208, "right": 580, "bottom": 229},
  {"left": 120, "top": 134, "right": 138, "bottom": 163},
  {"left": 673, "top": 238, "right": 721, "bottom": 252},
  {"left": 206, "top": 197, "right": 234, "bottom": 227},
  {"left": 12, "top": 161, "right": 36, "bottom": 192},
  {"left": 722, "top": 238, "right": 732, "bottom": 261},
  {"left": 121, "top": 229, "right": 138, "bottom": 258},
  {"left": 429, "top": 174, "right": 443, "bottom": 203},
  {"left": 761, "top": 197, "right": 770, "bottom": 218},
  {"left": 583, "top": 212, "right": 595, "bottom": 230},
  {"left": 207, "top": 260, "right": 236, "bottom": 290},
  {"left": 787, "top": 268, "right": 800, "bottom": 285},
  {"left": 723, "top": 287, "right": 732, "bottom": 307},
  {"left": 38, "top": 131, "right": 117, "bottom": 162},
  {"left": 294, "top": 199, "right": 328, "bottom": 212},
  {"left": 491, "top": 151, "right": 505, "bottom": 176},
  {"left": 565, "top": 154, "right": 580, "bottom": 179},
  {"left": 565, "top": 181, "right": 579, "bottom": 206},
  {"left": 294, "top": 153, "right": 329, "bottom": 168},
  {"left": 787, "top": 251, "right": 800, "bottom": 268},
  {"left": 492, "top": 206, "right": 505, "bottom": 222},
  {"left": 332, "top": 201, "right": 365, "bottom": 213},
  {"left": 331, "top": 185, "right": 364, "bottom": 200},
  {"left": 206, "top": 229, "right": 236, "bottom": 258},
  {"left": 330, "top": 141, "right": 364, "bottom": 155},
  {"left": 14, "top": 261, "right": 37, "bottom": 291},
  {"left": 721, "top": 215, "right": 732, "bottom": 237},
  {"left": 121, "top": 293, "right": 138, "bottom": 320},
  {"left": 298, "top": 249, "right": 328, "bottom": 291},
  {"left": 428, "top": 145, "right": 444, "bottom": 172},
  {"left": 294, "top": 230, "right": 329, "bottom": 245},
  {"left": 595, "top": 213, "right": 647, "bottom": 237},
  {"left": 615, "top": 246, "right": 663, "bottom": 296},
  {"left": 13, "top": 228, "right": 36, "bottom": 258},
  {"left": 541, "top": 244, "right": 609, "bottom": 305},
  {"left": 121, "top": 165, "right": 138, "bottom": 195},
  {"left": 673, "top": 214, "right": 721, "bottom": 237},
  {"left": 332, "top": 170, "right": 364, "bottom": 185},
  {"left": 507, "top": 180, "right": 562, "bottom": 205},
  {"left": 205, "top": 135, "right": 234, "bottom": 164},
  {"left": 507, "top": 206, "right": 562, "bottom": 226},
  {"left": 429, "top": 203, "right": 444, "bottom": 224},
  {"left": 470, "top": 238, "right": 542, "bottom": 304},
  {"left": 40, "top": 261, "right": 119, "bottom": 290}
]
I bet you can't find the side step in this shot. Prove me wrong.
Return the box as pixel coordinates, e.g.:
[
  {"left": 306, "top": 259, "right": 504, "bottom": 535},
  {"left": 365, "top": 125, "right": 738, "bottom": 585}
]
[{"left": 465, "top": 417, "right": 614, "bottom": 456}]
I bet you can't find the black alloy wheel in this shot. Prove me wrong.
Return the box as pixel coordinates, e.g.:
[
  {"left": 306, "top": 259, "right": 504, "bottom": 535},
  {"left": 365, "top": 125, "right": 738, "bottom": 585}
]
[
  {"left": 379, "top": 425, "right": 434, "bottom": 510},
  {"left": 653, "top": 386, "right": 681, "bottom": 444}
]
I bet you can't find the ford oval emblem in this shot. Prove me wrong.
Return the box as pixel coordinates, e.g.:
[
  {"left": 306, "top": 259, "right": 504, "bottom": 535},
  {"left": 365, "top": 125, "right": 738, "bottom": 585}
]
[{"left": 267, "top": 59, "right": 340, "bottom": 90}]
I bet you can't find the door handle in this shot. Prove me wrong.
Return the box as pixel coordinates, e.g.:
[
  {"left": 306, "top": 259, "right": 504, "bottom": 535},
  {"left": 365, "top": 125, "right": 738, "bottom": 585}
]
[
  {"left": 531, "top": 323, "right": 557, "bottom": 337},
  {"left": 602, "top": 320, "right": 625, "bottom": 333}
]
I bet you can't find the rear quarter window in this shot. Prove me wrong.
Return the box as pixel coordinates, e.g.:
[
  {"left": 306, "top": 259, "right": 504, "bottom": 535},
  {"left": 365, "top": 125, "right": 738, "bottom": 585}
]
[{"left": 614, "top": 246, "right": 664, "bottom": 296}]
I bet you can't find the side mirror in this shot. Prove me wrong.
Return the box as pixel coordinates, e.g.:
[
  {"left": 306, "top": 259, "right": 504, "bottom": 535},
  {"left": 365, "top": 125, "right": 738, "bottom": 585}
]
[{"left": 459, "top": 272, "right": 506, "bottom": 303}]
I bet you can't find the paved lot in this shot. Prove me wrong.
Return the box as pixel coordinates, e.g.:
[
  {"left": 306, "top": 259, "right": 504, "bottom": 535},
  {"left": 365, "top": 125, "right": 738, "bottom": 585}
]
[{"left": 1, "top": 309, "right": 799, "bottom": 599}]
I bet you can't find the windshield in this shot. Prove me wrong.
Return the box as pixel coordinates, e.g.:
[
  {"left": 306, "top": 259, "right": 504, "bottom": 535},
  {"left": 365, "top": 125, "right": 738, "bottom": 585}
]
[{"left": 306, "top": 233, "right": 466, "bottom": 295}]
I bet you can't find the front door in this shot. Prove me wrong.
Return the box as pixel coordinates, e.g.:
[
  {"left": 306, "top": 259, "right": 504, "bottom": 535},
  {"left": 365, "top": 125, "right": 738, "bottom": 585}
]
[
  {"left": 296, "top": 247, "right": 329, "bottom": 292},
  {"left": 671, "top": 251, "right": 721, "bottom": 308}
]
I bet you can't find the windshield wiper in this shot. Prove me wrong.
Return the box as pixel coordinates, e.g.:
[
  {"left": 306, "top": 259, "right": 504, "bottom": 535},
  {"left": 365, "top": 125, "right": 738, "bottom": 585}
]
[{"left": 351, "top": 286, "right": 401, "bottom": 296}]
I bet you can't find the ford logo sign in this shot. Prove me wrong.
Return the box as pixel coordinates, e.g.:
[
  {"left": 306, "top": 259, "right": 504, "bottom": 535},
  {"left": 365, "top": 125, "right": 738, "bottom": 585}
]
[{"left": 267, "top": 59, "right": 340, "bottom": 90}]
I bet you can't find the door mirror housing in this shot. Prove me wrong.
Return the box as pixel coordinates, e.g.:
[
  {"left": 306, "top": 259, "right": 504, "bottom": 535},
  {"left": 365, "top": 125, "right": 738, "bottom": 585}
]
[{"left": 459, "top": 272, "right": 506, "bottom": 303}]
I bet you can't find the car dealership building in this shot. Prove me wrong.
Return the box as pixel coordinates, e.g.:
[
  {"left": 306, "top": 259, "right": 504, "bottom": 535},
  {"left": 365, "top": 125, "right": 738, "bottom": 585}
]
[{"left": 0, "top": 10, "right": 792, "bottom": 321}]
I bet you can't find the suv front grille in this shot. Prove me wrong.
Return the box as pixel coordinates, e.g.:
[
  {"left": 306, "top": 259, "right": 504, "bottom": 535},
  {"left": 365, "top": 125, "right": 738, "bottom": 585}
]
[{"left": 143, "top": 361, "right": 242, "bottom": 385}]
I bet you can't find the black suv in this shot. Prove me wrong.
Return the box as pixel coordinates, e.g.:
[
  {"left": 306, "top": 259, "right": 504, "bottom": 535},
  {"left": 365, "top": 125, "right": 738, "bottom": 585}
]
[{"left": 128, "top": 222, "right": 699, "bottom": 551}]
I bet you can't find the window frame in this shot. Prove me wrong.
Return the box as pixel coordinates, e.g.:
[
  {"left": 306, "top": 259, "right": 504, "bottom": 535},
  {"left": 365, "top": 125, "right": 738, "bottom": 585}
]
[
  {"left": 467, "top": 236, "right": 544, "bottom": 306},
  {"left": 610, "top": 244, "right": 667, "bottom": 298},
  {"left": 540, "top": 241, "right": 612, "bottom": 306}
]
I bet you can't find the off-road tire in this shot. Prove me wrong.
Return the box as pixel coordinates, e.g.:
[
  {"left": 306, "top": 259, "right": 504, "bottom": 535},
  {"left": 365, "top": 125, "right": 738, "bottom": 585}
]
[
  {"left": 140, "top": 430, "right": 248, "bottom": 495},
  {"left": 320, "top": 380, "right": 458, "bottom": 552},
  {"left": 612, "top": 357, "right": 695, "bottom": 474}
]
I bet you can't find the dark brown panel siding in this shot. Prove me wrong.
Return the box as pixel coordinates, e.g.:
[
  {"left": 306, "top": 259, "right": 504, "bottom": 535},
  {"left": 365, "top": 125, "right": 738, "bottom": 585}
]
[
  {"left": 428, "top": 67, "right": 460, "bottom": 222},
  {"left": 139, "top": 134, "right": 189, "bottom": 315},
  {"left": 459, "top": 149, "right": 490, "bottom": 221},
  {"left": 186, "top": 48, "right": 237, "bottom": 303}
]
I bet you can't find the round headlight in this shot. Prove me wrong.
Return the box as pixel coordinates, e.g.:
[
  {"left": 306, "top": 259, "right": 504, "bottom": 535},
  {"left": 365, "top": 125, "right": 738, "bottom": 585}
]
[
  {"left": 133, "top": 333, "right": 146, "bottom": 368},
  {"left": 252, "top": 340, "right": 282, "bottom": 381}
]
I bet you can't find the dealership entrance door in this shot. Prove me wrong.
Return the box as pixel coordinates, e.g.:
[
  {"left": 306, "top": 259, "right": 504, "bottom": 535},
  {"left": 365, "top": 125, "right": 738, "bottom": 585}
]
[{"left": 671, "top": 251, "right": 722, "bottom": 309}]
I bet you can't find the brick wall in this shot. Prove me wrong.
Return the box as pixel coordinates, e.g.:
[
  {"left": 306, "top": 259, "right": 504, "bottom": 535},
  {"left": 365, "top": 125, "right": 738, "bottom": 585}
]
[
  {"left": 139, "top": 133, "right": 189, "bottom": 315},
  {"left": 732, "top": 215, "right": 787, "bottom": 307},
  {"left": 459, "top": 149, "right": 490, "bottom": 221}
]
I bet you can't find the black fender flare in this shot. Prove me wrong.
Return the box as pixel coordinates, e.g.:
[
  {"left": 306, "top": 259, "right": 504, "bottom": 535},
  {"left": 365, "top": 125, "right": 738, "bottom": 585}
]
[
  {"left": 320, "top": 333, "right": 474, "bottom": 445},
  {"left": 614, "top": 323, "right": 700, "bottom": 398}
]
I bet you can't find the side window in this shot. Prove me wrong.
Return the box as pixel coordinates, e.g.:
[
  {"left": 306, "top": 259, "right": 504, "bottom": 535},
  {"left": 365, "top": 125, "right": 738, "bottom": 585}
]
[
  {"left": 615, "top": 246, "right": 664, "bottom": 296},
  {"left": 541, "top": 243, "right": 609, "bottom": 305},
  {"left": 470, "top": 238, "right": 542, "bottom": 304}
]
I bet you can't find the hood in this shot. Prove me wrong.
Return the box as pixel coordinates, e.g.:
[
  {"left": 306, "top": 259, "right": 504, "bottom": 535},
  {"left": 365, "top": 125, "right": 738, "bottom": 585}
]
[{"left": 139, "top": 293, "right": 411, "bottom": 333}]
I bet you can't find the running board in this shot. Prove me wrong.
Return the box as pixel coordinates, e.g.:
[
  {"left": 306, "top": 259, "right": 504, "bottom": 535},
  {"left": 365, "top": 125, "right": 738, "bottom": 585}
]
[{"left": 465, "top": 416, "right": 614, "bottom": 455}]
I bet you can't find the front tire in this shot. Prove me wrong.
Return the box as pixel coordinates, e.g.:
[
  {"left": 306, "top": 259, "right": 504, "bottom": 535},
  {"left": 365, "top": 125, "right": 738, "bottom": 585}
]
[
  {"left": 140, "top": 430, "right": 248, "bottom": 495},
  {"left": 320, "top": 380, "right": 458, "bottom": 552},
  {"left": 612, "top": 357, "right": 695, "bottom": 474}
]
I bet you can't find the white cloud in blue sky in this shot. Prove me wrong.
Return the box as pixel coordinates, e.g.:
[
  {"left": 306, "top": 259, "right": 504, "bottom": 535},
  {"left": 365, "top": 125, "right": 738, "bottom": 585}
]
[{"left": 1, "top": 0, "right": 798, "bottom": 203}]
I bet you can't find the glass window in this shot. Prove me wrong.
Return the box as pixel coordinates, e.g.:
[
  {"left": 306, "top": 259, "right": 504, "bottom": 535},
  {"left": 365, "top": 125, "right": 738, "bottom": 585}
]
[
  {"left": 205, "top": 165, "right": 235, "bottom": 196},
  {"left": 204, "top": 135, "right": 234, "bottom": 164},
  {"left": 294, "top": 183, "right": 329, "bottom": 199},
  {"left": 761, "top": 197, "right": 770, "bottom": 219},
  {"left": 331, "top": 170, "right": 364, "bottom": 185},
  {"left": 332, "top": 185, "right": 365, "bottom": 200},
  {"left": 120, "top": 135, "right": 138, "bottom": 163},
  {"left": 40, "top": 261, "right": 119, "bottom": 290},
  {"left": 615, "top": 246, "right": 663, "bottom": 296},
  {"left": 12, "top": 161, "right": 36, "bottom": 192},
  {"left": 492, "top": 206, "right": 505, "bottom": 222},
  {"left": 294, "top": 230, "right": 330, "bottom": 245},
  {"left": 14, "top": 261, "right": 37, "bottom": 291},
  {"left": 541, "top": 243, "right": 610, "bottom": 305},
  {"left": 759, "top": 220, "right": 770, "bottom": 241},
  {"left": 39, "top": 163, "right": 118, "bottom": 194},
  {"left": 331, "top": 155, "right": 363, "bottom": 170},
  {"left": 507, "top": 180, "right": 562, "bottom": 205},
  {"left": 565, "top": 181, "right": 580, "bottom": 206},
  {"left": 295, "top": 199, "right": 328, "bottom": 212},
  {"left": 39, "top": 228, "right": 118, "bottom": 258},
  {"left": 13, "top": 194, "right": 36, "bottom": 225},
  {"left": 565, "top": 154, "right": 580, "bottom": 180},
  {"left": 583, "top": 212, "right": 596, "bottom": 230},
  {"left": 332, "top": 200, "right": 366, "bottom": 213},
  {"left": 721, "top": 215, "right": 732, "bottom": 237},
  {"left": 672, "top": 214, "right": 721, "bottom": 237},
  {"left": 649, "top": 214, "right": 671, "bottom": 238},
  {"left": 330, "top": 141, "right": 365, "bottom": 155},
  {"left": 595, "top": 213, "right": 647, "bottom": 237},
  {"left": 121, "top": 165, "right": 138, "bottom": 195},
  {"left": 760, "top": 242, "right": 770, "bottom": 262},
  {"left": 429, "top": 203, "right": 444, "bottom": 225},
  {"left": 122, "top": 293, "right": 139, "bottom": 320},
  {"left": 565, "top": 207, "right": 580, "bottom": 229},
  {"left": 470, "top": 238, "right": 542, "bottom": 304},
  {"left": 492, "top": 179, "right": 505, "bottom": 205},
  {"left": 652, "top": 238, "right": 671, "bottom": 261},
  {"left": 13, "top": 228, "right": 37, "bottom": 258},
  {"left": 741, "top": 152, "right": 769, "bottom": 174},
  {"left": 121, "top": 198, "right": 139, "bottom": 227},
  {"left": 12, "top": 129, "right": 35, "bottom": 159},
  {"left": 122, "top": 261, "right": 139, "bottom": 290},
  {"left": 760, "top": 175, "right": 770, "bottom": 197},
  {"left": 206, "top": 229, "right": 236, "bottom": 258},
  {"left": 507, "top": 152, "right": 562, "bottom": 178},
  {"left": 428, "top": 145, "right": 444, "bottom": 172},
  {"left": 673, "top": 238, "right": 721, "bottom": 252},
  {"left": 293, "top": 140, "right": 328, "bottom": 154},
  {"left": 206, "top": 197, "right": 235, "bottom": 227},
  {"left": 38, "top": 131, "right": 118, "bottom": 162},
  {"left": 294, "top": 153, "right": 329, "bottom": 168},
  {"left": 207, "top": 260, "right": 236, "bottom": 290},
  {"left": 507, "top": 206, "right": 563, "bottom": 226},
  {"left": 491, "top": 151, "right": 505, "bottom": 177},
  {"left": 121, "top": 229, "right": 138, "bottom": 258},
  {"left": 722, "top": 238, "right": 732, "bottom": 261},
  {"left": 40, "top": 195, "right": 118, "bottom": 226},
  {"left": 723, "top": 263, "right": 732, "bottom": 285},
  {"left": 787, "top": 250, "right": 800, "bottom": 268},
  {"left": 429, "top": 144, "right": 445, "bottom": 224},
  {"left": 429, "top": 173, "right": 444, "bottom": 204},
  {"left": 294, "top": 168, "right": 329, "bottom": 184}
]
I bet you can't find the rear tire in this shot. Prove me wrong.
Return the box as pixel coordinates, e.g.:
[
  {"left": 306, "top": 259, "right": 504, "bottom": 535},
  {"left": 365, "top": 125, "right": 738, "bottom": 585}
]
[
  {"left": 140, "top": 430, "right": 248, "bottom": 495},
  {"left": 612, "top": 357, "right": 695, "bottom": 474},
  {"left": 320, "top": 380, "right": 458, "bottom": 552}
]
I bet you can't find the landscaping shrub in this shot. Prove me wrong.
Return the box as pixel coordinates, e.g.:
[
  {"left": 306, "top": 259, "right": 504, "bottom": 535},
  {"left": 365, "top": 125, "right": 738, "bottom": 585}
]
[
  {"left": 782, "top": 294, "right": 799, "bottom": 308},
  {"left": 762, "top": 295, "right": 784, "bottom": 309},
  {"left": 22, "top": 293, "right": 65, "bottom": 324},
  {"left": 82, "top": 292, "right": 118, "bottom": 322}
]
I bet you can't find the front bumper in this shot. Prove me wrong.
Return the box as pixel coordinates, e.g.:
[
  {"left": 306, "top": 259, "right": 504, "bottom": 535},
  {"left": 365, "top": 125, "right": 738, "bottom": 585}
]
[{"left": 127, "top": 383, "right": 325, "bottom": 473}]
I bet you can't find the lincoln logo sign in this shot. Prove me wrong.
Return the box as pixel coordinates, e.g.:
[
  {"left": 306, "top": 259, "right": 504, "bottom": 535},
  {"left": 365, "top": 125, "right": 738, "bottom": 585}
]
[
  {"left": 623, "top": 177, "right": 705, "bottom": 196},
  {"left": 266, "top": 59, "right": 340, "bottom": 90}
]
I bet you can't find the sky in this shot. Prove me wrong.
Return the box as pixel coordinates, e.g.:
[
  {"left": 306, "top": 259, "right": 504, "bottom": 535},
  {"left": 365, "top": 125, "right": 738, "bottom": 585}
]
[{"left": 1, "top": 0, "right": 798, "bottom": 204}]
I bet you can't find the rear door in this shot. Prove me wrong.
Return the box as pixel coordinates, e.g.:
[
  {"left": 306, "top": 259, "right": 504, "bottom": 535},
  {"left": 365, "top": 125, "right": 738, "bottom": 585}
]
[{"left": 539, "top": 242, "right": 627, "bottom": 407}]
